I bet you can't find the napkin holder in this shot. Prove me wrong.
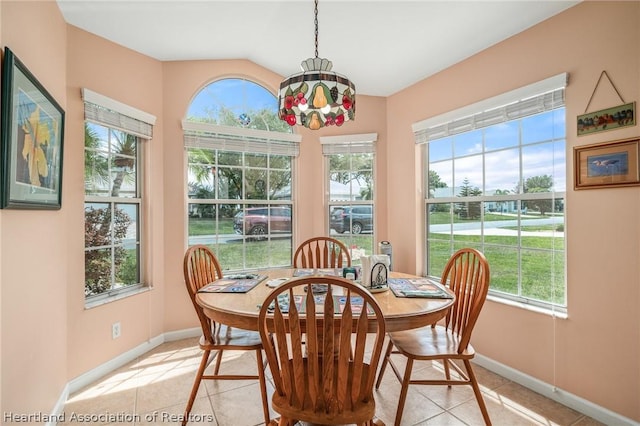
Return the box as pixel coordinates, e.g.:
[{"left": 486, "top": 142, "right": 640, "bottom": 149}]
[{"left": 360, "top": 254, "right": 390, "bottom": 292}]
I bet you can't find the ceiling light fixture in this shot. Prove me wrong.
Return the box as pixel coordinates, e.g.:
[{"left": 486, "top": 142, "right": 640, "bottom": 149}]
[{"left": 278, "top": 0, "right": 356, "bottom": 131}]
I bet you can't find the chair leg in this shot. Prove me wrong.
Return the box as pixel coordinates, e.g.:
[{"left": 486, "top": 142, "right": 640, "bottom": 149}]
[
  {"left": 443, "top": 358, "right": 452, "bottom": 388},
  {"left": 256, "top": 349, "right": 271, "bottom": 425},
  {"left": 213, "top": 349, "right": 223, "bottom": 375},
  {"left": 183, "top": 349, "right": 211, "bottom": 426},
  {"left": 394, "top": 357, "right": 414, "bottom": 426},
  {"left": 464, "top": 359, "right": 491, "bottom": 426},
  {"left": 375, "top": 339, "right": 394, "bottom": 389}
]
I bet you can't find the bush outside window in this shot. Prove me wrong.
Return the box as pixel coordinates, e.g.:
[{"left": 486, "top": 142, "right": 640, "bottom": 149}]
[{"left": 84, "top": 122, "right": 142, "bottom": 299}]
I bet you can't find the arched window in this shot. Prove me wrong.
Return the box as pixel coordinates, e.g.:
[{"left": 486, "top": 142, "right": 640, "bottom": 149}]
[
  {"left": 187, "top": 78, "right": 291, "bottom": 132},
  {"left": 184, "top": 79, "right": 300, "bottom": 271}
]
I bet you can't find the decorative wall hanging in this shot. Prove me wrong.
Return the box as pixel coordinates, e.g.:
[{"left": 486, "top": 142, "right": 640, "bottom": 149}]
[
  {"left": 574, "top": 137, "right": 640, "bottom": 189},
  {"left": 577, "top": 71, "right": 635, "bottom": 136},
  {"left": 1, "top": 47, "right": 65, "bottom": 209}
]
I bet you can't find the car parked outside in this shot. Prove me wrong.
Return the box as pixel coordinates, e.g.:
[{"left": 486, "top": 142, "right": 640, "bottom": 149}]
[
  {"left": 330, "top": 205, "right": 373, "bottom": 234},
  {"left": 233, "top": 206, "right": 292, "bottom": 238}
]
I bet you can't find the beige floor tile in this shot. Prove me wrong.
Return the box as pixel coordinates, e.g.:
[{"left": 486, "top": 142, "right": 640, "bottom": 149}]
[
  {"left": 63, "top": 372, "right": 138, "bottom": 425},
  {"left": 59, "top": 338, "right": 608, "bottom": 426},
  {"left": 201, "top": 351, "right": 268, "bottom": 396},
  {"left": 136, "top": 396, "right": 217, "bottom": 425},
  {"left": 494, "top": 382, "right": 585, "bottom": 425},
  {"left": 414, "top": 411, "right": 469, "bottom": 425},
  {"left": 208, "top": 382, "right": 271, "bottom": 426},
  {"left": 451, "top": 393, "right": 540, "bottom": 426},
  {"left": 373, "top": 377, "right": 446, "bottom": 425},
  {"left": 469, "top": 362, "right": 511, "bottom": 390},
  {"left": 571, "top": 415, "right": 607, "bottom": 426},
  {"left": 135, "top": 365, "right": 200, "bottom": 414}
]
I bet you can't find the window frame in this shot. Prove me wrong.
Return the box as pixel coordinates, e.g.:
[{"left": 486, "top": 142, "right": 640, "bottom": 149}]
[
  {"left": 84, "top": 124, "right": 147, "bottom": 305},
  {"left": 183, "top": 122, "right": 300, "bottom": 271},
  {"left": 416, "top": 75, "right": 567, "bottom": 313},
  {"left": 321, "top": 134, "right": 377, "bottom": 265},
  {"left": 82, "top": 89, "right": 155, "bottom": 306}
]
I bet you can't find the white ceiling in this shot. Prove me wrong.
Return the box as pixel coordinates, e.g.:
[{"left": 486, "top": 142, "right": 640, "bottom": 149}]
[{"left": 56, "top": 0, "right": 580, "bottom": 97}]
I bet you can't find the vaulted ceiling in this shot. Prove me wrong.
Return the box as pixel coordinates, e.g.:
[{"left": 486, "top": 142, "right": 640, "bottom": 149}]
[{"left": 57, "top": 0, "right": 580, "bottom": 96}]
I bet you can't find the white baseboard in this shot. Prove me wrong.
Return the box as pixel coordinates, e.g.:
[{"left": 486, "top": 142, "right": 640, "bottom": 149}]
[
  {"left": 49, "top": 328, "right": 201, "bottom": 425},
  {"left": 474, "top": 354, "right": 639, "bottom": 426},
  {"left": 163, "top": 327, "right": 200, "bottom": 343},
  {"left": 51, "top": 330, "right": 638, "bottom": 426}
]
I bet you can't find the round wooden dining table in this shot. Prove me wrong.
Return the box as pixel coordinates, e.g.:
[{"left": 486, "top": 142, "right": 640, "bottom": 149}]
[{"left": 196, "top": 269, "right": 454, "bottom": 333}]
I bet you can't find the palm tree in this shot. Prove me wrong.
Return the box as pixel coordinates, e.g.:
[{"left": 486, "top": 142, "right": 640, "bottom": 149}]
[
  {"left": 84, "top": 123, "right": 109, "bottom": 190},
  {"left": 110, "top": 132, "right": 136, "bottom": 197},
  {"left": 84, "top": 123, "right": 134, "bottom": 295},
  {"left": 84, "top": 123, "right": 137, "bottom": 197}
]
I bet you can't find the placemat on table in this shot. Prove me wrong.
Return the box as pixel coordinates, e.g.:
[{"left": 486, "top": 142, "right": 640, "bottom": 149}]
[
  {"left": 198, "top": 274, "right": 267, "bottom": 293},
  {"left": 266, "top": 294, "right": 373, "bottom": 314},
  {"left": 388, "top": 277, "right": 453, "bottom": 299}
]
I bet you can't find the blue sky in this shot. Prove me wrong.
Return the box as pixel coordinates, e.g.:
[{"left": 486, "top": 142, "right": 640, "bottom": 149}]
[{"left": 187, "top": 78, "right": 278, "bottom": 119}]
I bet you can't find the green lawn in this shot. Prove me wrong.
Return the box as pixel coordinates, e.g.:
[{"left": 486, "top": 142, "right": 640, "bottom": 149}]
[
  {"left": 187, "top": 217, "right": 565, "bottom": 306},
  {"left": 188, "top": 218, "right": 235, "bottom": 235},
  {"left": 428, "top": 233, "right": 565, "bottom": 305},
  {"left": 428, "top": 211, "right": 549, "bottom": 224}
]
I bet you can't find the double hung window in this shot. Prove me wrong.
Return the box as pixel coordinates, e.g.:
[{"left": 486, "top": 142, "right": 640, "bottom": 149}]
[
  {"left": 415, "top": 74, "right": 567, "bottom": 311},
  {"left": 83, "top": 89, "right": 155, "bottom": 303},
  {"left": 322, "top": 134, "right": 377, "bottom": 265},
  {"left": 184, "top": 123, "right": 300, "bottom": 270}
]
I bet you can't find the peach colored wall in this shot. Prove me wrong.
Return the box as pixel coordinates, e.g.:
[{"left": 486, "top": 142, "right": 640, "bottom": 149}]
[
  {"left": 0, "top": 0, "right": 69, "bottom": 417},
  {"left": 65, "top": 26, "right": 165, "bottom": 379},
  {"left": 386, "top": 1, "right": 639, "bottom": 421},
  {"left": 161, "top": 60, "right": 387, "bottom": 331},
  {"left": 1, "top": 1, "right": 4, "bottom": 418},
  {"left": 1, "top": 0, "right": 638, "bottom": 423}
]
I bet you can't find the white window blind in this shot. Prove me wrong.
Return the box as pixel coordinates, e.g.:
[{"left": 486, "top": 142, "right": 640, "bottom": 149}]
[
  {"left": 82, "top": 88, "right": 156, "bottom": 139},
  {"left": 413, "top": 73, "right": 567, "bottom": 144},
  {"left": 183, "top": 120, "right": 301, "bottom": 156},
  {"left": 320, "top": 133, "right": 377, "bottom": 155}
]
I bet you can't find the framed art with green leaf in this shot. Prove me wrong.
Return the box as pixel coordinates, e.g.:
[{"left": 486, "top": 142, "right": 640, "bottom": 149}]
[{"left": 1, "top": 47, "right": 65, "bottom": 209}]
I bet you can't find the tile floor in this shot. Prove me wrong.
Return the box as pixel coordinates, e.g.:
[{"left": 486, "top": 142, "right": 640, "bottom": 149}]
[{"left": 62, "top": 337, "right": 605, "bottom": 426}]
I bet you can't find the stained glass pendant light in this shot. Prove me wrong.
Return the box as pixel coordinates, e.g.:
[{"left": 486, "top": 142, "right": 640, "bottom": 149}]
[{"left": 278, "top": 0, "right": 356, "bottom": 130}]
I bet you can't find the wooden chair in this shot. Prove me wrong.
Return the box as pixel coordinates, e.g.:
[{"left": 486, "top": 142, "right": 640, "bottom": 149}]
[
  {"left": 293, "top": 236, "right": 352, "bottom": 268},
  {"left": 258, "top": 276, "right": 386, "bottom": 426},
  {"left": 182, "top": 245, "right": 270, "bottom": 426},
  {"left": 375, "top": 248, "right": 491, "bottom": 426}
]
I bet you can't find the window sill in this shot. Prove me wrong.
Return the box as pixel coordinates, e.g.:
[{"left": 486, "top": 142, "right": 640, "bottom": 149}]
[
  {"left": 486, "top": 294, "right": 568, "bottom": 319},
  {"left": 85, "top": 285, "right": 151, "bottom": 309}
]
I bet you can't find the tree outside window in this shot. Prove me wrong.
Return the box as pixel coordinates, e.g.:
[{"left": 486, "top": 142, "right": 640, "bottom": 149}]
[
  {"left": 84, "top": 122, "right": 141, "bottom": 298},
  {"left": 185, "top": 79, "right": 295, "bottom": 270},
  {"left": 426, "top": 108, "right": 566, "bottom": 310}
]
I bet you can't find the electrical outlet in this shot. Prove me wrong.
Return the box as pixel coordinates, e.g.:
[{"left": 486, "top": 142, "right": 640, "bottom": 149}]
[{"left": 112, "top": 322, "right": 121, "bottom": 339}]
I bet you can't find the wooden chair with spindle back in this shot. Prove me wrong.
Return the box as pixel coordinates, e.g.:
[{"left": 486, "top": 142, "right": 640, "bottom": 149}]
[
  {"left": 293, "top": 236, "right": 352, "bottom": 268},
  {"left": 182, "top": 245, "right": 270, "bottom": 426},
  {"left": 258, "top": 276, "right": 386, "bottom": 426},
  {"left": 375, "top": 247, "right": 492, "bottom": 426}
]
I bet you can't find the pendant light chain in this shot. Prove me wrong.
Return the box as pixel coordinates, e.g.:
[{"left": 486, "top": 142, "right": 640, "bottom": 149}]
[
  {"left": 278, "top": 0, "right": 356, "bottom": 130},
  {"left": 314, "top": 0, "right": 319, "bottom": 59}
]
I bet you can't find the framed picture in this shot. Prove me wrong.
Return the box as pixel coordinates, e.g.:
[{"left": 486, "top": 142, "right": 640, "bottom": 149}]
[
  {"left": 577, "top": 102, "right": 636, "bottom": 136},
  {"left": 574, "top": 137, "right": 640, "bottom": 189},
  {"left": 1, "top": 47, "right": 64, "bottom": 209}
]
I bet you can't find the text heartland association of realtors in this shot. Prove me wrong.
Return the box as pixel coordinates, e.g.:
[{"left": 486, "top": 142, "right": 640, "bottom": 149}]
[{"left": 3, "top": 411, "right": 215, "bottom": 423}]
